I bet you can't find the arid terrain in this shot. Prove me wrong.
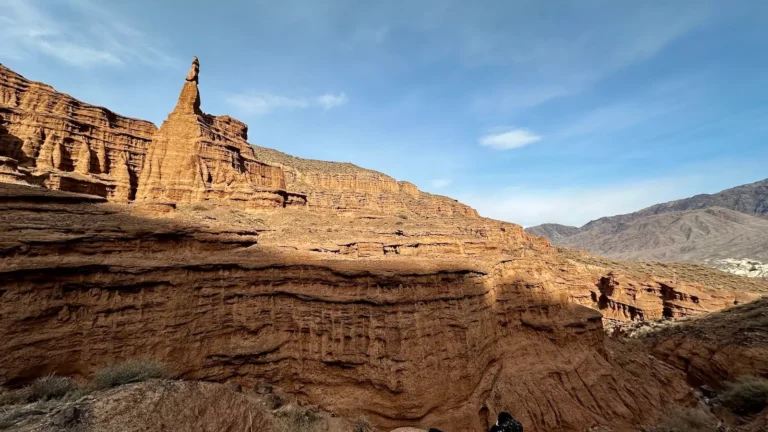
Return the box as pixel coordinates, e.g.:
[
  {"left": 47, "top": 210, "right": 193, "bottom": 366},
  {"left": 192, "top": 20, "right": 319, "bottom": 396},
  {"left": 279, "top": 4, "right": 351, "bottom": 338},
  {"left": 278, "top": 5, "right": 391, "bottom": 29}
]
[
  {"left": 1, "top": 59, "right": 767, "bottom": 431},
  {"left": 527, "top": 180, "right": 768, "bottom": 272}
]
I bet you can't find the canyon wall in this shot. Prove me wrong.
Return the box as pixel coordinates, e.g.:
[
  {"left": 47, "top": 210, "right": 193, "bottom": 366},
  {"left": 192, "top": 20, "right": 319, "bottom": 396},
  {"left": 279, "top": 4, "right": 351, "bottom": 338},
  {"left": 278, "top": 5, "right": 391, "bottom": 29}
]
[
  {"left": 0, "top": 63, "right": 156, "bottom": 200},
  {"left": 254, "top": 145, "right": 478, "bottom": 217},
  {"left": 0, "top": 59, "right": 475, "bottom": 218},
  {"left": 0, "top": 183, "right": 694, "bottom": 432},
  {"left": 135, "top": 57, "right": 301, "bottom": 208}
]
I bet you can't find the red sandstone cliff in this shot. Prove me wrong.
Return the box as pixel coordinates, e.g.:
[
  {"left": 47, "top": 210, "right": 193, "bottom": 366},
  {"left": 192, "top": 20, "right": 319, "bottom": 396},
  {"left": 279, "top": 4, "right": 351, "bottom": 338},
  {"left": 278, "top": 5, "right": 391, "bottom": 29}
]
[
  {"left": 136, "top": 57, "right": 298, "bottom": 208},
  {"left": 0, "top": 63, "right": 156, "bottom": 200},
  {"left": 1, "top": 59, "right": 768, "bottom": 432},
  {"left": 0, "top": 58, "right": 475, "bottom": 218}
]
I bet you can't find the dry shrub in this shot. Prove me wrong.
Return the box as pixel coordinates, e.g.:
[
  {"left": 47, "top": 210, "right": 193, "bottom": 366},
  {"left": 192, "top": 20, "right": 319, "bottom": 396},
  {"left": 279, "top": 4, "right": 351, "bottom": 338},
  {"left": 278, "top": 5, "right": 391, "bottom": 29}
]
[
  {"left": 651, "top": 406, "right": 717, "bottom": 432},
  {"left": 721, "top": 375, "right": 768, "bottom": 416},
  {"left": 273, "top": 403, "right": 322, "bottom": 432},
  {"left": 0, "top": 404, "right": 46, "bottom": 430},
  {"left": 263, "top": 393, "right": 285, "bottom": 410},
  {"left": 190, "top": 202, "right": 213, "bottom": 211},
  {"left": 0, "top": 387, "right": 29, "bottom": 407},
  {"left": 353, "top": 416, "right": 373, "bottom": 432},
  {"left": 26, "top": 375, "right": 78, "bottom": 402},
  {"left": 91, "top": 360, "right": 167, "bottom": 390}
]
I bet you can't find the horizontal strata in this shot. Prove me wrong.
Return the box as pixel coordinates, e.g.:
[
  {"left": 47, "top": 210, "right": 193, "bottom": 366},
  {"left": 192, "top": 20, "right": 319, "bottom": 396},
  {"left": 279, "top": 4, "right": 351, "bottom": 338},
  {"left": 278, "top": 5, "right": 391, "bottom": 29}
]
[
  {"left": 1, "top": 183, "right": 759, "bottom": 431},
  {"left": 0, "top": 60, "right": 475, "bottom": 217}
]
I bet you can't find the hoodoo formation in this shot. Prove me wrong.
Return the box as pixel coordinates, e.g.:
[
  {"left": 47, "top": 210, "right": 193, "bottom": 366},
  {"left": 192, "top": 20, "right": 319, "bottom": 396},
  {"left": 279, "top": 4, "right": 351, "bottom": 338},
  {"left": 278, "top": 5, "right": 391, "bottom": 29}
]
[{"left": 1, "top": 58, "right": 767, "bottom": 431}]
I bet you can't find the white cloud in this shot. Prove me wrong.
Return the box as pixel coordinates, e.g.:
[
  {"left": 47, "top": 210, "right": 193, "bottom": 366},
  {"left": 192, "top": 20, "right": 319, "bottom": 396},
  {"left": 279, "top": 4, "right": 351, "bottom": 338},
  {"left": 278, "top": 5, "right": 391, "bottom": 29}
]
[
  {"left": 0, "top": 0, "right": 176, "bottom": 68},
  {"left": 479, "top": 128, "right": 541, "bottom": 150},
  {"left": 546, "top": 75, "right": 702, "bottom": 143},
  {"left": 228, "top": 91, "right": 348, "bottom": 115},
  {"left": 316, "top": 92, "right": 349, "bottom": 110},
  {"left": 431, "top": 178, "right": 451, "bottom": 188}
]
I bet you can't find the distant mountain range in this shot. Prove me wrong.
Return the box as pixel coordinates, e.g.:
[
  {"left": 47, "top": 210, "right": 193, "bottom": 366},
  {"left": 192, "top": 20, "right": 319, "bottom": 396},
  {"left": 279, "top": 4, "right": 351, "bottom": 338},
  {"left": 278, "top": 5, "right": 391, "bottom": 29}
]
[{"left": 527, "top": 179, "right": 768, "bottom": 272}]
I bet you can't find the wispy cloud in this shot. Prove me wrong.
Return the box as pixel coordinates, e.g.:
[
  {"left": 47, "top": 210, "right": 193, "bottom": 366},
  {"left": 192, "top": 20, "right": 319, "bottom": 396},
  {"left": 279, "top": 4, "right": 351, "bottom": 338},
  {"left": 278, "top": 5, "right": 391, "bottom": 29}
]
[
  {"left": 431, "top": 178, "right": 451, "bottom": 188},
  {"left": 467, "top": 2, "right": 714, "bottom": 111},
  {"left": 0, "top": 0, "right": 176, "bottom": 68},
  {"left": 317, "top": 92, "right": 349, "bottom": 110},
  {"left": 547, "top": 74, "right": 703, "bottom": 143},
  {"left": 227, "top": 92, "right": 349, "bottom": 115},
  {"left": 479, "top": 128, "right": 541, "bottom": 150}
]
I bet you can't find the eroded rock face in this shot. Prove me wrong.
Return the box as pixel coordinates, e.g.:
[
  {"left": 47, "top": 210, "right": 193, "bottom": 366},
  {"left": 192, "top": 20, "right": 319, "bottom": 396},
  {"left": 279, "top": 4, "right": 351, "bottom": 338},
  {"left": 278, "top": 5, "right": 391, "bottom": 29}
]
[
  {"left": 253, "top": 145, "right": 478, "bottom": 217},
  {"left": 557, "top": 248, "right": 765, "bottom": 323},
  {"left": 1, "top": 59, "right": 477, "bottom": 219},
  {"left": 589, "top": 272, "right": 756, "bottom": 321},
  {"left": 0, "top": 63, "right": 156, "bottom": 199},
  {"left": 136, "top": 58, "right": 296, "bottom": 207},
  {"left": 3, "top": 183, "right": 761, "bottom": 431},
  {"left": 648, "top": 297, "right": 768, "bottom": 387}
]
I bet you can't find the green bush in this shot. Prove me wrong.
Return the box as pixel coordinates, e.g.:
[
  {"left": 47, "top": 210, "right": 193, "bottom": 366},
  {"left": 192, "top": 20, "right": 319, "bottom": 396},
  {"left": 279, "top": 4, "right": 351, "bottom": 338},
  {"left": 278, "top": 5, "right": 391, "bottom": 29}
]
[
  {"left": 721, "top": 375, "right": 768, "bottom": 416},
  {"left": 25, "top": 375, "right": 77, "bottom": 402},
  {"left": 91, "top": 360, "right": 167, "bottom": 390}
]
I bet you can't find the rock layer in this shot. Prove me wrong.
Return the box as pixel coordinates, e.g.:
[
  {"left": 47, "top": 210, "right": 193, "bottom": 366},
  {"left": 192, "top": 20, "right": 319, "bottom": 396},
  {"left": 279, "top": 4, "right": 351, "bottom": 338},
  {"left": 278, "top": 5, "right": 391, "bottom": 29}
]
[
  {"left": 1, "top": 59, "right": 475, "bottom": 218},
  {"left": 253, "top": 144, "right": 478, "bottom": 217},
  {"left": 0, "top": 63, "right": 156, "bottom": 200},
  {"left": 648, "top": 297, "right": 768, "bottom": 387},
  {"left": 1, "top": 183, "right": 764, "bottom": 431},
  {"left": 135, "top": 58, "right": 298, "bottom": 208}
]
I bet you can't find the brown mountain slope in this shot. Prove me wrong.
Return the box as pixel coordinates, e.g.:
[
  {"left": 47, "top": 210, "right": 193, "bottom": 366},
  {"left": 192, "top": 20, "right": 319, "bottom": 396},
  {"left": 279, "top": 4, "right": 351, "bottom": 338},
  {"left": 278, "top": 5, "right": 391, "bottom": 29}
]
[
  {"left": 524, "top": 223, "right": 580, "bottom": 241},
  {"left": 526, "top": 179, "right": 768, "bottom": 266},
  {"left": 558, "top": 207, "right": 768, "bottom": 262},
  {"left": 584, "top": 178, "right": 768, "bottom": 232}
]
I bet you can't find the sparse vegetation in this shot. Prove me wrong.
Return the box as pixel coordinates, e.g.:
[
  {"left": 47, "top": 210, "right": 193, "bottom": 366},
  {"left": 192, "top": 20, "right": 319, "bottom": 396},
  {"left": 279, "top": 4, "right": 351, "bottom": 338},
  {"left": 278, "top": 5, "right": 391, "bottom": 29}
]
[
  {"left": 91, "top": 360, "right": 167, "bottom": 390},
  {"left": 25, "top": 375, "right": 78, "bottom": 402},
  {"left": 353, "top": 416, "right": 372, "bottom": 432},
  {"left": 721, "top": 375, "right": 768, "bottom": 416},
  {"left": 0, "top": 388, "right": 28, "bottom": 407},
  {"left": 190, "top": 202, "right": 213, "bottom": 211},
  {"left": 0, "top": 404, "right": 47, "bottom": 430},
  {"left": 650, "top": 406, "right": 717, "bottom": 432},
  {"left": 273, "top": 403, "right": 322, "bottom": 432},
  {"left": 263, "top": 392, "right": 285, "bottom": 410}
]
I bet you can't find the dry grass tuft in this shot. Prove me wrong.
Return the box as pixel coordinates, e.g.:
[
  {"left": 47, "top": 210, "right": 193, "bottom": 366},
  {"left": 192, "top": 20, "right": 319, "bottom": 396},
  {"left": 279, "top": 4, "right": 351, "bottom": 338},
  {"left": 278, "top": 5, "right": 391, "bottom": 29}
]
[
  {"left": 722, "top": 375, "right": 768, "bottom": 416},
  {"left": 91, "top": 360, "right": 167, "bottom": 390},
  {"left": 26, "top": 375, "right": 78, "bottom": 402},
  {"left": 353, "top": 416, "right": 373, "bottom": 432},
  {"left": 273, "top": 403, "right": 323, "bottom": 432},
  {"left": 650, "top": 405, "right": 717, "bottom": 432}
]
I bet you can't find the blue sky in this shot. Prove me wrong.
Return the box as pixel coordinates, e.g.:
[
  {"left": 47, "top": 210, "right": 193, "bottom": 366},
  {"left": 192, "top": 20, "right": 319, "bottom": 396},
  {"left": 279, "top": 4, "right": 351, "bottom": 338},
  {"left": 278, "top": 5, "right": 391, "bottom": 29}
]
[{"left": 2, "top": 0, "right": 768, "bottom": 227}]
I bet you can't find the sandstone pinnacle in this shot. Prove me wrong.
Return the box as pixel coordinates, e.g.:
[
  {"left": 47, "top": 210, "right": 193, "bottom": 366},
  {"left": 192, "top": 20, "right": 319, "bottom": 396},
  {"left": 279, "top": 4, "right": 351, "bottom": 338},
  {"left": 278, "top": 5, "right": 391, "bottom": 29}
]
[
  {"left": 186, "top": 56, "right": 200, "bottom": 82},
  {"left": 175, "top": 56, "right": 202, "bottom": 115}
]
